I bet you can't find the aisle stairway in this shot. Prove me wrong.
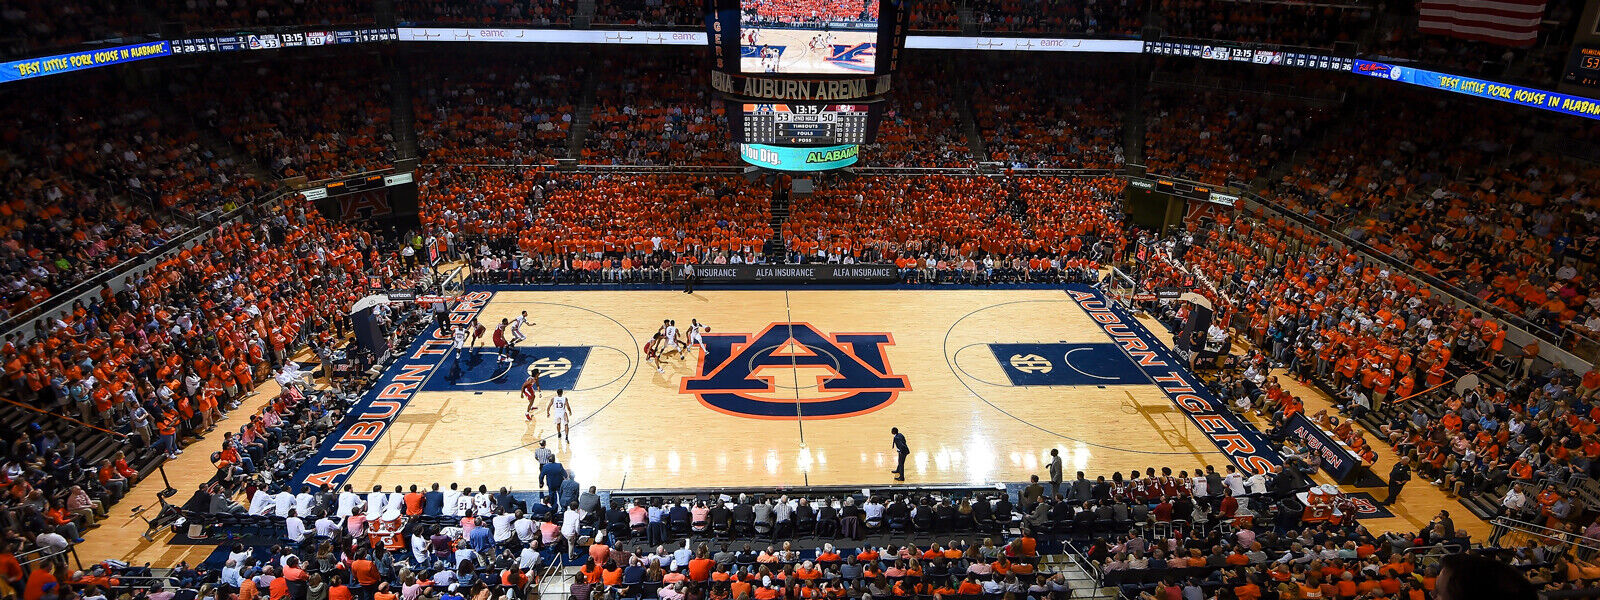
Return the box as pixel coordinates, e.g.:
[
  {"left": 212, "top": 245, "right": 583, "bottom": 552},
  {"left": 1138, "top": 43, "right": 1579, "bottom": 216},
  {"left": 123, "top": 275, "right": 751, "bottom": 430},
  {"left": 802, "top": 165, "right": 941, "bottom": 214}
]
[
  {"left": 0, "top": 399, "right": 171, "bottom": 498},
  {"left": 1039, "top": 553, "right": 1118, "bottom": 599},
  {"left": 567, "top": 70, "right": 601, "bottom": 161},
  {"left": 764, "top": 185, "right": 790, "bottom": 263},
  {"left": 951, "top": 60, "right": 989, "bottom": 162}
]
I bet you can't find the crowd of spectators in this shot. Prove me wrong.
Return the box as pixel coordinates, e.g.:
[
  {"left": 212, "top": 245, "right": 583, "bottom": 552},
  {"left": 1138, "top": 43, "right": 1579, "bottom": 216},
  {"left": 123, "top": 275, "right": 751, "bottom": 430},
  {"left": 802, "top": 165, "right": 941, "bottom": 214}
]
[
  {"left": 178, "top": 57, "right": 395, "bottom": 182},
  {"left": 592, "top": 0, "right": 700, "bottom": 27},
  {"left": 1143, "top": 88, "right": 1329, "bottom": 185},
  {"left": 1, "top": 0, "right": 1594, "bottom": 107},
  {"left": 0, "top": 197, "right": 414, "bottom": 576},
  {"left": 907, "top": 0, "right": 960, "bottom": 31},
  {"left": 0, "top": 0, "right": 145, "bottom": 59},
  {"left": 862, "top": 62, "right": 971, "bottom": 168},
  {"left": 784, "top": 175, "right": 1009, "bottom": 264},
  {"left": 1260, "top": 87, "right": 1600, "bottom": 343},
  {"left": 1043, "top": 453, "right": 1493, "bottom": 599},
  {"left": 1154, "top": 204, "right": 1600, "bottom": 538},
  {"left": 427, "top": 173, "right": 1134, "bottom": 284},
  {"left": 781, "top": 175, "right": 1125, "bottom": 279},
  {"left": 421, "top": 170, "right": 772, "bottom": 281},
  {"left": 159, "top": 476, "right": 1088, "bottom": 600},
  {"left": 584, "top": 54, "right": 730, "bottom": 167},
  {"left": 397, "top": 0, "right": 573, "bottom": 26},
  {"left": 742, "top": 0, "right": 879, "bottom": 25},
  {"left": 0, "top": 77, "right": 271, "bottom": 323},
  {"left": 969, "top": 60, "right": 1125, "bottom": 169},
  {"left": 413, "top": 57, "right": 581, "bottom": 167},
  {"left": 971, "top": 0, "right": 1143, "bottom": 35}
]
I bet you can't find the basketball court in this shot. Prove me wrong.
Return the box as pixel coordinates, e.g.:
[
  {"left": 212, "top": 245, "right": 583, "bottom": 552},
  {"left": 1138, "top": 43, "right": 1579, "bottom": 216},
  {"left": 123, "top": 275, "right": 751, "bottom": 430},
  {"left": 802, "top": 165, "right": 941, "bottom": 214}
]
[
  {"left": 77, "top": 285, "right": 1489, "bottom": 567},
  {"left": 741, "top": 29, "right": 877, "bottom": 74},
  {"left": 298, "top": 286, "right": 1270, "bottom": 493}
]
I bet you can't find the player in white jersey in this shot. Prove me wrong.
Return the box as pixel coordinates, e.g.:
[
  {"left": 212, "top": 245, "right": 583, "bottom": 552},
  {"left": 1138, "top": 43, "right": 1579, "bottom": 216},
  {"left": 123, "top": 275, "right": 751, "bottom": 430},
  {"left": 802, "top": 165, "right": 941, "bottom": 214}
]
[
  {"left": 451, "top": 325, "right": 468, "bottom": 364},
  {"left": 663, "top": 319, "right": 680, "bottom": 351},
  {"left": 688, "top": 319, "right": 707, "bottom": 347},
  {"left": 511, "top": 311, "right": 532, "bottom": 344},
  {"left": 547, "top": 389, "right": 572, "bottom": 441}
]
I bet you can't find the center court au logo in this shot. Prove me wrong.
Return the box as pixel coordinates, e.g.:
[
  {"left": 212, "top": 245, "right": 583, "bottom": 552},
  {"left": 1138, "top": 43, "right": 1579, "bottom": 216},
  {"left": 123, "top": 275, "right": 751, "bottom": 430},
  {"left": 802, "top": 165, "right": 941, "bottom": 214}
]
[{"left": 680, "top": 322, "right": 910, "bottom": 419}]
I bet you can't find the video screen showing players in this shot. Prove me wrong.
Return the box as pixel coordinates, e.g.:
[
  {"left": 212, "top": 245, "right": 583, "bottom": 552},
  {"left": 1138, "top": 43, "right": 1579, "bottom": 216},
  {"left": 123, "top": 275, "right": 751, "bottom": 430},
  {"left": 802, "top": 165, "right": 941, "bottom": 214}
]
[{"left": 740, "top": 0, "right": 879, "bottom": 75}]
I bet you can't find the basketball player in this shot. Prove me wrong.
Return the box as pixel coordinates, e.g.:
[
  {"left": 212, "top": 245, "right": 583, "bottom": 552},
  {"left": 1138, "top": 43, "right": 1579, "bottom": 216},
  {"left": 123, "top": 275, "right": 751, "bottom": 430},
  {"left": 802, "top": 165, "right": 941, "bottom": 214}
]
[
  {"left": 523, "top": 368, "right": 542, "bottom": 422},
  {"left": 662, "top": 319, "right": 679, "bottom": 352},
  {"left": 645, "top": 331, "right": 666, "bottom": 373},
  {"left": 511, "top": 311, "right": 532, "bottom": 345},
  {"left": 658, "top": 335, "right": 685, "bottom": 363},
  {"left": 761, "top": 46, "right": 778, "bottom": 73},
  {"left": 451, "top": 325, "right": 468, "bottom": 364},
  {"left": 469, "top": 317, "right": 486, "bottom": 347},
  {"left": 493, "top": 319, "right": 511, "bottom": 363},
  {"left": 547, "top": 389, "right": 572, "bottom": 441},
  {"left": 688, "top": 319, "right": 707, "bottom": 349}
]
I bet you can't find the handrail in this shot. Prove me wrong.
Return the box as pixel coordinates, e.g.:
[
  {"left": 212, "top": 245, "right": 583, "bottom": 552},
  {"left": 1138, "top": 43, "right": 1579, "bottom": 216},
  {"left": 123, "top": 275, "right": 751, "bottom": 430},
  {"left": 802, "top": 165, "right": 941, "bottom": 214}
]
[
  {"left": 0, "top": 230, "right": 186, "bottom": 338},
  {"left": 1402, "top": 542, "right": 1466, "bottom": 557},
  {"left": 0, "top": 394, "right": 128, "bottom": 439},
  {"left": 1062, "top": 540, "right": 1104, "bottom": 588},
  {"left": 1490, "top": 516, "right": 1600, "bottom": 553},
  {"left": 536, "top": 559, "right": 568, "bottom": 600},
  {"left": 19, "top": 546, "right": 81, "bottom": 571}
]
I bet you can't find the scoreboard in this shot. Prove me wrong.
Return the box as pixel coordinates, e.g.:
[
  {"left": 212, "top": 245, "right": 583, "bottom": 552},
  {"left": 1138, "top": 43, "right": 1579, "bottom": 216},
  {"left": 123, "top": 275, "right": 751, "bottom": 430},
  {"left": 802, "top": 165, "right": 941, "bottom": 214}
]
[
  {"left": 734, "top": 102, "right": 879, "bottom": 145},
  {"left": 705, "top": 0, "right": 906, "bottom": 171},
  {"left": 1564, "top": 44, "right": 1600, "bottom": 89}
]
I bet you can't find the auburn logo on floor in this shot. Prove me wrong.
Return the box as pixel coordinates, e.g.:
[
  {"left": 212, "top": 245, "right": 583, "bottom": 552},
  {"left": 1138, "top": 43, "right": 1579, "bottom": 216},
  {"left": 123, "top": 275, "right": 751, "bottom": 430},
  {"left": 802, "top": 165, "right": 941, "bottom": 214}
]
[{"left": 680, "top": 322, "right": 911, "bottom": 419}]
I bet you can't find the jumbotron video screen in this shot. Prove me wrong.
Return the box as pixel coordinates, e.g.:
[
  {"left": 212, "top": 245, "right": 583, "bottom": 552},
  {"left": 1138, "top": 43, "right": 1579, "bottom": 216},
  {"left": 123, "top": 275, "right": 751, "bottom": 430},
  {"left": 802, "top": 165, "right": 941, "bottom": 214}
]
[{"left": 740, "top": 0, "right": 880, "bottom": 75}]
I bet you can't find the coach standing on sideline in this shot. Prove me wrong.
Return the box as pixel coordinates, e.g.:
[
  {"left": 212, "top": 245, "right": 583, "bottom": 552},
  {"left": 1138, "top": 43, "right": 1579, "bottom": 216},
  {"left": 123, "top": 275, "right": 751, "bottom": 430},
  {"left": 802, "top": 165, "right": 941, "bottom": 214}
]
[
  {"left": 539, "top": 459, "right": 566, "bottom": 505},
  {"left": 1383, "top": 456, "right": 1412, "bottom": 505},
  {"left": 683, "top": 263, "right": 696, "bottom": 294},
  {"left": 1047, "top": 449, "right": 1064, "bottom": 498},
  {"left": 891, "top": 428, "right": 909, "bottom": 481}
]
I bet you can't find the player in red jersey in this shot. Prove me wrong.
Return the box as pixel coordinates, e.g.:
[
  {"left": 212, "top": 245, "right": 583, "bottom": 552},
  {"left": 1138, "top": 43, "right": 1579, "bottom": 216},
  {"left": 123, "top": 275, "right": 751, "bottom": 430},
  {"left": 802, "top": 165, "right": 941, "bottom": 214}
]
[
  {"left": 523, "top": 368, "right": 542, "bottom": 422},
  {"left": 469, "top": 317, "right": 486, "bottom": 347},
  {"left": 645, "top": 331, "right": 666, "bottom": 373},
  {"left": 493, "top": 318, "right": 511, "bottom": 363}
]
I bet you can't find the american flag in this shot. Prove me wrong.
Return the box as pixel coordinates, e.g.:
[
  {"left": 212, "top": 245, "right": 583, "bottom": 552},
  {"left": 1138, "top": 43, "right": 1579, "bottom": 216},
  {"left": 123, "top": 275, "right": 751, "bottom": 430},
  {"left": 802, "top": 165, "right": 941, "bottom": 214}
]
[{"left": 1417, "top": 0, "right": 1547, "bottom": 46}]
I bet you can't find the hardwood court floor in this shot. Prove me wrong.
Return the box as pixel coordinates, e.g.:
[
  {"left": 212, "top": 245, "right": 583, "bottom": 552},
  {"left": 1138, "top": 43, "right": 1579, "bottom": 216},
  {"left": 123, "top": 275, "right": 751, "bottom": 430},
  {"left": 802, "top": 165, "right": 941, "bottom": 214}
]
[
  {"left": 74, "top": 378, "right": 292, "bottom": 568},
  {"left": 73, "top": 290, "right": 1485, "bottom": 568},
  {"left": 344, "top": 289, "right": 1231, "bottom": 492}
]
